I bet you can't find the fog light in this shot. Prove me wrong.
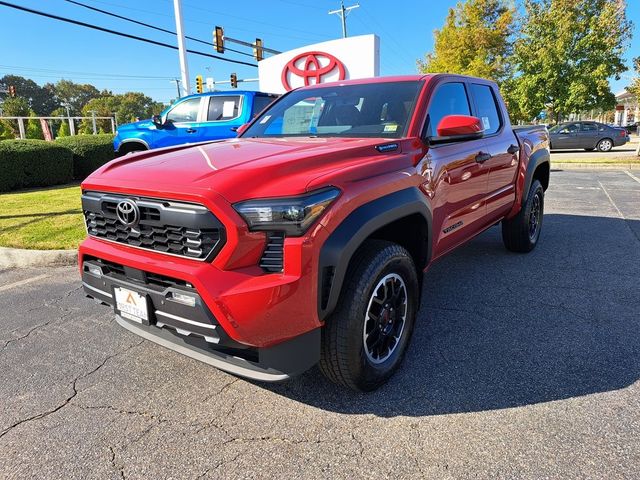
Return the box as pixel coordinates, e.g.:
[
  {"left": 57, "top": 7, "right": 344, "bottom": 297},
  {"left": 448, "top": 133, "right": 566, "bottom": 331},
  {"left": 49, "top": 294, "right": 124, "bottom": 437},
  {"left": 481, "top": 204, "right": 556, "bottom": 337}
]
[
  {"left": 171, "top": 291, "right": 196, "bottom": 307},
  {"left": 86, "top": 264, "right": 102, "bottom": 276}
]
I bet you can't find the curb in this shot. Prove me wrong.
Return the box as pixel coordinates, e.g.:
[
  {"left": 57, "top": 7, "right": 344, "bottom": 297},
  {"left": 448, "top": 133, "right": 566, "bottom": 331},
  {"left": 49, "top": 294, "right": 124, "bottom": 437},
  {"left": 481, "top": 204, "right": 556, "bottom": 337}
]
[
  {"left": 551, "top": 162, "right": 640, "bottom": 170},
  {"left": 0, "top": 247, "right": 77, "bottom": 269}
]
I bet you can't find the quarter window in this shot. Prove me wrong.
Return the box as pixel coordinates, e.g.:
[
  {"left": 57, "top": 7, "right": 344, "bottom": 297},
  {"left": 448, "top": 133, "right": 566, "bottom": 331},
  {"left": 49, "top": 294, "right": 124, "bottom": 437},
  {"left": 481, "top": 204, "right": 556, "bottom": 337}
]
[
  {"left": 426, "top": 82, "right": 471, "bottom": 137},
  {"left": 166, "top": 98, "right": 200, "bottom": 123},
  {"left": 471, "top": 84, "right": 501, "bottom": 135},
  {"left": 207, "top": 96, "right": 241, "bottom": 121}
]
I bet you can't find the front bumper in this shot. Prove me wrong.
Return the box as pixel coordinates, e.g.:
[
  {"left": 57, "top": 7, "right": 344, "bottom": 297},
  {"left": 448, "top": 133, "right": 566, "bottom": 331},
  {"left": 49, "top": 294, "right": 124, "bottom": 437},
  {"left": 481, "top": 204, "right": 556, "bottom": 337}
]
[{"left": 80, "top": 245, "right": 321, "bottom": 381}]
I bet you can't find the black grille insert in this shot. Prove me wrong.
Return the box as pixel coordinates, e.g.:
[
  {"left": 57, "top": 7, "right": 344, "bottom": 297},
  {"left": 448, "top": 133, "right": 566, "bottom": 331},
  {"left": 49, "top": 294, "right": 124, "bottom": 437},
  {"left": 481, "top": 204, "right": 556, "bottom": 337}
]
[
  {"left": 260, "top": 231, "right": 285, "bottom": 273},
  {"left": 82, "top": 191, "right": 225, "bottom": 261}
]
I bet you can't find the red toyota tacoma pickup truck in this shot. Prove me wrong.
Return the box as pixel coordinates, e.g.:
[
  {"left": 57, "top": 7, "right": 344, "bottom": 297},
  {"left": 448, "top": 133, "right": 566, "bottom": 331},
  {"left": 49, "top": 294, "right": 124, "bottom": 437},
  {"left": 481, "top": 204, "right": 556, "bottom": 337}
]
[{"left": 80, "top": 74, "right": 549, "bottom": 391}]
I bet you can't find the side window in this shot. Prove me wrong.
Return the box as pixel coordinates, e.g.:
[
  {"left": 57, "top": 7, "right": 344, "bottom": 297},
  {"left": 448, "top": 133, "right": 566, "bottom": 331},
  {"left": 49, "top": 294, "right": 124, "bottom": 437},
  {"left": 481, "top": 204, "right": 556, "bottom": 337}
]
[
  {"left": 166, "top": 98, "right": 201, "bottom": 123},
  {"left": 559, "top": 123, "right": 579, "bottom": 133},
  {"left": 581, "top": 122, "right": 598, "bottom": 132},
  {"left": 470, "top": 84, "right": 501, "bottom": 135},
  {"left": 426, "top": 82, "right": 471, "bottom": 137},
  {"left": 207, "top": 96, "right": 241, "bottom": 121},
  {"left": 252, "top": 95, "right": 276, "bottom": 118}
]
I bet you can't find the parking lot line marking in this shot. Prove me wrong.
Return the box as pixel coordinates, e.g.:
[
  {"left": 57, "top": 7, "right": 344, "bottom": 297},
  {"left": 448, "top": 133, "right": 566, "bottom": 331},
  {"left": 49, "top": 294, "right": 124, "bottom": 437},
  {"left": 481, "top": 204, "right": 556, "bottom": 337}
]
[
  {"left": 597, "top": 180, "right": 625, "bottom": 220},
  {"left": 624, "top": 170, "right": 640, "bottom": 185},
  {"left": 0, "top": 274, "right": 50, "bottom": 293}
]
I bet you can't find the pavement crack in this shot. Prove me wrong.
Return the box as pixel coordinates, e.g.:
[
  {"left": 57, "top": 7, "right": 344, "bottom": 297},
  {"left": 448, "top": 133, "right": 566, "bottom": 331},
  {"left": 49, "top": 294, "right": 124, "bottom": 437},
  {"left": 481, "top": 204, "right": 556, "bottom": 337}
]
[
  {"left": 109, "top": 446, "right": 125, "bottom": 480},
  {"left": 0, "top": 340, "right": 144, "bottom": 441}
]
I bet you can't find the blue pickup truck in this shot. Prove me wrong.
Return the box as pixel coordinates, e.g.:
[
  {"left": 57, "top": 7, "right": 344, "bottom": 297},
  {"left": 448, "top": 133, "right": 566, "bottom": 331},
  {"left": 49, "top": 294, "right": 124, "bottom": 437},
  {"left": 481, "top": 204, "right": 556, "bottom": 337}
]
[{"left": 114, "top": 90, "right": 277, "bottom": 155}]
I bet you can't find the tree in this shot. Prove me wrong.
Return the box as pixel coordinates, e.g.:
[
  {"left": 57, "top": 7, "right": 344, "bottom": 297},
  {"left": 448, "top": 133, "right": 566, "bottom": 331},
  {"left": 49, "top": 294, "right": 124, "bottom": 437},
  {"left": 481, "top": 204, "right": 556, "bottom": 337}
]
[
  {"left": 47, "top": 79, "right": 101, "bottom": 115},
  {"left": 0, "top": 75, "right": 58, "bottom": 115},
  {"left": 79, "top": 92, "right": 165, "bottom": 133},
  {"left": 418, "top": 0, "right": 516, "bottom": 85},
  {"left": 0, "top": 96, "right": 30, "bottom": 138},
  {"left": 628, "top": 56, "right": 640, "bottom": 96},
  {"left": 510, "top": 0, "right": 632, "bottom": 123}
]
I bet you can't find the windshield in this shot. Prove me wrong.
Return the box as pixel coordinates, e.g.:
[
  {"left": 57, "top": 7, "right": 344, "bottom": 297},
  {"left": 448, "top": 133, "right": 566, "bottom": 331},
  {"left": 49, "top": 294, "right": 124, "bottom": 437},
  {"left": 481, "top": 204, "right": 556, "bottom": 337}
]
[{"left": 242, "top": 81, "right": 423, "bottom": 139}]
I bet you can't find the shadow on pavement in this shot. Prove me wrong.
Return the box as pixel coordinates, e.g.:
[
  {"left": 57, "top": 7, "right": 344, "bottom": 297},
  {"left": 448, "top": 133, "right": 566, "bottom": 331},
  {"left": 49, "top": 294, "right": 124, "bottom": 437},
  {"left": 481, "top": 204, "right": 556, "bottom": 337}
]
[{"left": 260, "top": 213, "right": 640, "bottom": 417}]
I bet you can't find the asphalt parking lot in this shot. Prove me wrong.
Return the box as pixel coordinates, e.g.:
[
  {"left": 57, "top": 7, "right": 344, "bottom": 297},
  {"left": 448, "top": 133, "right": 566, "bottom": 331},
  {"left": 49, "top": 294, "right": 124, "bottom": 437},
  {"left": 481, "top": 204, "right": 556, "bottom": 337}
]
[{"left": 1, "top": 169, "right": 639, "bottom": 479}]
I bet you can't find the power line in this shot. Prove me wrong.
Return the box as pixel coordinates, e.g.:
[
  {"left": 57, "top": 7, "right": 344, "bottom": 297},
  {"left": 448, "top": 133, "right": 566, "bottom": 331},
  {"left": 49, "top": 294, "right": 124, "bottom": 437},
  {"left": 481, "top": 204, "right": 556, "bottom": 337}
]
[
  {"left": 0, "top": 1, "right": 257, "bottom": 67},
  {"left": 63, "top": 0, "right": 255, "bottom": 58},
  {"left": 0, "top": 64, "right": 173, "bottom": 79},
  {"left": 80, "top": 0, "right": 330, "bottom": 44}
]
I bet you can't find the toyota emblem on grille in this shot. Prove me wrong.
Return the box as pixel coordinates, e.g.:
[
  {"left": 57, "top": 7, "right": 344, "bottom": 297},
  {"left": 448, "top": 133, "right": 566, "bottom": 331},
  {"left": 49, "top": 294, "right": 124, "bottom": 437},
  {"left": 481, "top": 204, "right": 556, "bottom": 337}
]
[{"left": 116, "top": 199, "right": 139, "bottom": 227}]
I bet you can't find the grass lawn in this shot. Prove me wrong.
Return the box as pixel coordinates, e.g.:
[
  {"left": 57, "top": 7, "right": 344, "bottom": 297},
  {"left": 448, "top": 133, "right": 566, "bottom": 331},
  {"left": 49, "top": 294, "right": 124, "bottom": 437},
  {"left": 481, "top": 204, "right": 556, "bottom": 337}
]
[{"left": 0, "top": 184, "right": 85, "bottom": 250}]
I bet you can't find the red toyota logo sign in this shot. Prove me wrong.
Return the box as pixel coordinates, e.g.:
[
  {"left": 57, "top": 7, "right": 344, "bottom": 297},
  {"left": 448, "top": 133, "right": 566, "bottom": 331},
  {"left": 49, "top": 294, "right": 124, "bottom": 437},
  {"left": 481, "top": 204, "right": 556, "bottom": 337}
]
[{"left": 281, "top": 51, "right": 346, "bottom": 91}]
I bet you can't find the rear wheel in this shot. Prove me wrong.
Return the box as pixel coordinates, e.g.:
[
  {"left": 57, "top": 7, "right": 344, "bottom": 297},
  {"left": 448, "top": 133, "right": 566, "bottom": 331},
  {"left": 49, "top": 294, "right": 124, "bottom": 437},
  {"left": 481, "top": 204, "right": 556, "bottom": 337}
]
[
  {"left": 597, "top": 138, "right": 613, "bottom": 152},
  {"left": 502, "top": 179, "right": 544, "bottom": 253},
  {"left": 117, "top": 143, "right": 147, "bottom": 156},
  {"left": 319, "top": 240, "right": 419, "bottom": 391}
]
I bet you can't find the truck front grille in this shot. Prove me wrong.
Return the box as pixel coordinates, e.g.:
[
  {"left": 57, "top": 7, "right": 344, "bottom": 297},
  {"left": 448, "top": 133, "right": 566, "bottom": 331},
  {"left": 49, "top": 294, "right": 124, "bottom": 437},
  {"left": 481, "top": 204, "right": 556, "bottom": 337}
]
[{"left": 82, "top": 192, "right": 225, "bottom": 261}]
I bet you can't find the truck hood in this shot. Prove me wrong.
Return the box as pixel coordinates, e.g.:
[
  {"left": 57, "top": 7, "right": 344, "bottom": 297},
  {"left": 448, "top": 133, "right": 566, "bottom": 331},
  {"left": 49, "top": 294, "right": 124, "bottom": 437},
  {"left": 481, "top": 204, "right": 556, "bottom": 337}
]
[
  {"left": 116, "top": 119, "right": 154, "bottom": 132},
  {"left": 88, "top": 137, "right": 403, "bottom": 203}
]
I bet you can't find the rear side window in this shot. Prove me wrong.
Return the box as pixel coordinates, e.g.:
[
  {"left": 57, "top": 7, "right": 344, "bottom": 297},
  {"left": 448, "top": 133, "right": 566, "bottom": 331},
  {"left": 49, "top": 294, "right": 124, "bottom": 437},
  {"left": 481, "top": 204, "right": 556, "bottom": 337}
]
[
  {"left": 207, "top": 96, "right": 241, "bottom": 121},
  {"left": 426, "top": 82, "right": 471, "bottom": 137},
  {"left": 166, "top": 98, "right": 200, "bottom": 123},
  {"left": 582, "top": 122, "right": 598, "bottom": 132},
  {"left": 252, "top": 95, "right": 276, "bottom": 118},
  {"left": 470, "top": 84, "right": 501, "bottom": 135}
]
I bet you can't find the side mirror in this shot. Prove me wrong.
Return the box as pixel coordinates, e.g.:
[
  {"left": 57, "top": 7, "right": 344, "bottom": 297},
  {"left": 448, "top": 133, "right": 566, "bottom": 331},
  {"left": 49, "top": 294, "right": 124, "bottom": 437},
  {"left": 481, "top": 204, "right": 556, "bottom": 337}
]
[
  {"left": 435, "top": 115, "right": 484, "bottom": 140},
  {"left": 236, "top": 123, "right": 250, "bottom": 136},
  {"left": 152, "top": 115, "right": 164, "bottom": 128}
]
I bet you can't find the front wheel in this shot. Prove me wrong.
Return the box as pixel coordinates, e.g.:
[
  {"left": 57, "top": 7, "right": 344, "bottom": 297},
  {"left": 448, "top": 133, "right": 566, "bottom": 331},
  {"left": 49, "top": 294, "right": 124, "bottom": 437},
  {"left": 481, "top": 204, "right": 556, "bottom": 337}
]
[
  {"left": 502, "top": 179, "right": 544, "bottom": 253},
  {"left": 319, "top": 240, "right": 419, "bottom": 391}
]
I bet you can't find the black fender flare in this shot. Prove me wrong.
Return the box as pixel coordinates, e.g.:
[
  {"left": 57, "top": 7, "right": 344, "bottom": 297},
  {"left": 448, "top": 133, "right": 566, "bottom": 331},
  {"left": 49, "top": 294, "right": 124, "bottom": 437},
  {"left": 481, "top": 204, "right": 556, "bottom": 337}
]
[
  {"left": 317, "top": 187, "right": 432, "bottom": 321},
  {"left": 522, "top": 147, "right": 550, "bottom": 200}
]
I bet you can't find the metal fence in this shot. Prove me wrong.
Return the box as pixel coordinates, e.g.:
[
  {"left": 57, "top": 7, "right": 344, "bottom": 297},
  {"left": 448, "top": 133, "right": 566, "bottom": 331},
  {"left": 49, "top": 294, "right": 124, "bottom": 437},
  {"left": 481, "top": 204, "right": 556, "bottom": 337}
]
[{"left": 0, "top": 115, "right": 116, "bottom": 139}]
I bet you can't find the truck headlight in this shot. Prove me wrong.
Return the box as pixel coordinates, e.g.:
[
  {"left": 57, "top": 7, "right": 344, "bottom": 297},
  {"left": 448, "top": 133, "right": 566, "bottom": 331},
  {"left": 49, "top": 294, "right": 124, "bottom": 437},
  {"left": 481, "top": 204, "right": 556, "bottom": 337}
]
[{"left": 233, "top": 187, "right": 340, "bottom": 236}]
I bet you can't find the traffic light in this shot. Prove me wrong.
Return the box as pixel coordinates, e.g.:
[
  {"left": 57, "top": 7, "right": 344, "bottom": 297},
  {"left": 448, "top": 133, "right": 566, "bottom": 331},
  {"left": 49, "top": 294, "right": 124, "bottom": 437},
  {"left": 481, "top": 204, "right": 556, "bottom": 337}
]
[
  {"left": 195, "top": 75, "right": 204, "bottom": 94},
  {"left": 8, "top": 85, "right": 16, "bottom": 97},
  {"left": 230, "top": 73, "right": 238, "bottom": 88},
  {"left": 214, "top": 26, "right": 224, "bottom": 53},
  {"left": 254, "top": 38, "right": 264, "bottom": 61}
]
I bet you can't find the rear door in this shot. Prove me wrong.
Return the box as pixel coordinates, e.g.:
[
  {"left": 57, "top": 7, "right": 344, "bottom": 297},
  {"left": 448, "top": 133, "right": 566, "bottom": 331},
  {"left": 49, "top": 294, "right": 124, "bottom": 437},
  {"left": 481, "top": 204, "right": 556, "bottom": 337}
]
[
  {"left": 199, "top": 95, "right": 244, "bottom": 141},
  {"left": 578, "top": 122, "right": 600, "bottom": 149},
  {"left": 469, "top": 82, "right": 519, "bottom": 220},
  {"left": 425, "top": 81, "right": 492, "bottom": 257}
]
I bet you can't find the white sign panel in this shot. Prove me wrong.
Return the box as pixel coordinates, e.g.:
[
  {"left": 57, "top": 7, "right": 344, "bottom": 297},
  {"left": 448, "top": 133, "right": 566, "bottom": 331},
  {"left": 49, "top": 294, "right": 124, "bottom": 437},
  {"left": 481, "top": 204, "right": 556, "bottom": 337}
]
[{"left": 258, "top": 34, "right": 380, "bottom": 94}]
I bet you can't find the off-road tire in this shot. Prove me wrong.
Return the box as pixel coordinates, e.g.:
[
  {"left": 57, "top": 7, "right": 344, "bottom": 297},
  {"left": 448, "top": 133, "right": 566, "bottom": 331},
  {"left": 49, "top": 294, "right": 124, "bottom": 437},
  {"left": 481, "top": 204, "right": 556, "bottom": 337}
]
[
  {"left": 502, "top": 179, "right": 544, "bottom": 253},
  {"left": 319, "top": 240, "right": 419, "bottom": 391}
]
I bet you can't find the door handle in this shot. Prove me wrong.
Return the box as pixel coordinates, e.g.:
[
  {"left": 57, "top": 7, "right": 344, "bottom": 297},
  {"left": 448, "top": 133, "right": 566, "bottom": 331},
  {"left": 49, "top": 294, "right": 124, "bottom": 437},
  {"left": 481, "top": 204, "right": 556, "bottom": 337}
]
[
  {"left": 475, "top": 152, "right": 492, "bottom": 163},
  {"left": 185, "top": 128, "right": 197, "bottom": 133},
  {"left": 507, "top": 144, "right": 519, "bottom": 155}
]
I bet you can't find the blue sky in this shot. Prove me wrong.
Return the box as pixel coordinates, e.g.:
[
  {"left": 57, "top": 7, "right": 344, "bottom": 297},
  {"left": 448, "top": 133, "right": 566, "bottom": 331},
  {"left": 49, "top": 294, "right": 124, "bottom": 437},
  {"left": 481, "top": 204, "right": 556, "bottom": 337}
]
[{"left": 0, "top": 0, "right": 638, "bottom": 104}]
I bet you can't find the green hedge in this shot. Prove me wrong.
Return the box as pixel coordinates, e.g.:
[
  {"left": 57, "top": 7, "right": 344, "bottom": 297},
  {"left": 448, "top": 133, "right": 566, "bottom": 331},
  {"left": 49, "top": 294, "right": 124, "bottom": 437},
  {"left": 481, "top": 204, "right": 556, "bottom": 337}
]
[
  {"left": 55, "top": 134, "right": 115, "bottom": 180},
  {"left": 0, "top": 140, "right": 73, "bottom": 192}
]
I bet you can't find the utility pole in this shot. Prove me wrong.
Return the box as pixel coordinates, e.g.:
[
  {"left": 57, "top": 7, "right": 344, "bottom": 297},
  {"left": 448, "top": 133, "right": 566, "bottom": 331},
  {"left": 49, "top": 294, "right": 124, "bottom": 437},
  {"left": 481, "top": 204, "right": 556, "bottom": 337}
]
[
  {"left": 328, "top": 1, "right": 359, "bottom": 38},
  {"left": 171, "top": 78, "right": 182, "bottom": 98},
  {"left": 173, "top": 0, "right": 190, "bottom": 96}
]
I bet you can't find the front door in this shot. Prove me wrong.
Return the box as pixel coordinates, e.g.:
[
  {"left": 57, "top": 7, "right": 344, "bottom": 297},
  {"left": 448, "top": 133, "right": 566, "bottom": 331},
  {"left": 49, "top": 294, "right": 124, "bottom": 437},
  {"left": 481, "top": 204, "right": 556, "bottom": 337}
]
[
  {"left": 154, "top": 97, "right": 204, "bottom": 148},
  {"left": 552, "top": 123, "right": 580, "bottom": 149},
  {"left": 424, "top": 81, "right": 492, "bottom": 258}
]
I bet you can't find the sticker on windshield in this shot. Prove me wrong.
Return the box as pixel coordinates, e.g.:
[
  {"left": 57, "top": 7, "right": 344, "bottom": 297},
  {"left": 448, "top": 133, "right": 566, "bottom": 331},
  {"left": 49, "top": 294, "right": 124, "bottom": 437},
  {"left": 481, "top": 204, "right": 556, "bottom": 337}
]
[
  {"left": 222, "top": 101, "right": 236, "bottom": 118},
  {"left": 481, "top": 116, "right": 491, "bottom": 131},
  {"left": 383, "top": 124, "right": 398, "bottom": 132},
  {"left": 259, "top": 115, "right": 271, "bottom": 124}
]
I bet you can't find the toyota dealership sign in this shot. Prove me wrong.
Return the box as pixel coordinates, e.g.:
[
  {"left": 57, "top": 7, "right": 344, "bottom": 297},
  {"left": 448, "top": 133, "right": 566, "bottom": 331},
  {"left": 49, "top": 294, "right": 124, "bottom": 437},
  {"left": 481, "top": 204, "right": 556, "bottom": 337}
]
[{"left": 259, "top": 35, "right": 380, "bottom": 94}]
